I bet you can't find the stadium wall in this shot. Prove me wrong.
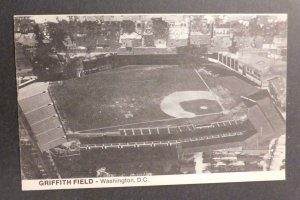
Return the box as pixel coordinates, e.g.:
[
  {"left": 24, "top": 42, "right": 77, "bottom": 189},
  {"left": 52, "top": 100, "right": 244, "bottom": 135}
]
[
  {"left": 83, "top": 54, "right": 208, "bottom": 71},
  {"left": 208, "top": 53, "right": 262, "bottom": 86},
  {"left": 80, "top": 146, "right": 179, "bottom": 164}
]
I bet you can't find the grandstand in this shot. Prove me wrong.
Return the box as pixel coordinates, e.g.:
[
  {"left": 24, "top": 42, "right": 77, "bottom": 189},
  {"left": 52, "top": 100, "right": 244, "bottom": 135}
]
[
  {"left": 241, "top": 90, "right": 286, "bottom": 150},
  {"left": 19, "top": 60, "right": 284, "bottom": 152},
  {"left": 79, "top": 119, "right": 256, "bottom": 150},
  {"left": 18, "top": 82, "right": 67, "bottom": 152}
]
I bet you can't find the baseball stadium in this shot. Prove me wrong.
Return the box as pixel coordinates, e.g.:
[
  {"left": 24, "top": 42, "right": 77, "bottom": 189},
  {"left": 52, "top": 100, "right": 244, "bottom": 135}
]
[{"left": 18, "top": 52, "right": 286, "bottom": 178}]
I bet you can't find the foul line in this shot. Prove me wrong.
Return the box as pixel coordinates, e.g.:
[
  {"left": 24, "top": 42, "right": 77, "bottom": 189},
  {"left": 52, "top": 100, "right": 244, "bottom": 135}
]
[
  {"left": 194, "top": 68, "right": 212, "bottom": 91},
  {"left": 77, "top": 111, "right": 223, "bottom": 133},
  {"left": 194, "top": 68, "right": 226, "bottom": 112}
]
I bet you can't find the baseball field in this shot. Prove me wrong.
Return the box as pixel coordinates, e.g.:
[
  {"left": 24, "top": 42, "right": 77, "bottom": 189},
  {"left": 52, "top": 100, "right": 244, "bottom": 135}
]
[
  {"left": 49, "top": 60, "right": 262, "bottom": 133},
  {"left": 50, "top": 64, "right": 240, "bottom": 132}
]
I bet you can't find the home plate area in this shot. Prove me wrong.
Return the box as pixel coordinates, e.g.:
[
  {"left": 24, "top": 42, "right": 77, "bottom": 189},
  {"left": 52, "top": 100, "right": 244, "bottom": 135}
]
[{"left": 160, "top": 90, "right": 222, "bottom": 118}]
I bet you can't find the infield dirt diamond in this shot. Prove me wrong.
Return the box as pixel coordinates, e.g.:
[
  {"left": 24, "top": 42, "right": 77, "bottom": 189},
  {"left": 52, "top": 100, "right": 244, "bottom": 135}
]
[{"left": 160, "top": 90, "right": 219, "bottom": 118}]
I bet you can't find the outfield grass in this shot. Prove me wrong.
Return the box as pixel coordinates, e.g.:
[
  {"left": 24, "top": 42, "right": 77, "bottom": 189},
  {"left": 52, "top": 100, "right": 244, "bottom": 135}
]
[
  {"left": 198, "top": 63, "right": 260, "bottom": 110},
  {"left": 50, "top": 63, "right": 262, "bottom": 133},
  {"left": 50, "top": 65, "right": 223, "bottom": 132}
]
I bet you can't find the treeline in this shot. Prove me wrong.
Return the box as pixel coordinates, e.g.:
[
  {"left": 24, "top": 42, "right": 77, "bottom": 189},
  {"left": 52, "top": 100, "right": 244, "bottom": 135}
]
[{"left": 16, "top": 16, "right": 171, "bottom": 52}]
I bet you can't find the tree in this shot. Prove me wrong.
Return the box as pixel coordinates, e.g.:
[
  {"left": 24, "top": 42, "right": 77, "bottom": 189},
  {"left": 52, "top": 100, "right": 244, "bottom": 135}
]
[
  {"left": 274, "top": 21, "right": 287, "bottom": 37},
  {"left": 121, "top": 20, "right": 135, "bottom": 34},
  {"left": 152, "top": 18, "right": 169, "bottom": 39},
  {"left": 214, "top": 16, "right": 224, "bottom": 26},
  {"left": 231, "top": 22, "right": 245, "bottom": 37},
  {"left": 228, "top": 37, "right": 239, "bottom": 54},
  {"left": 14, "top": 17, "right": 35, "bottom": 33},
  {"left": 66, "top": 16, "right": 80, "bottom": 43},
  {"left": 47, "top": 22, "right": 68, "bottom": 52},
  {"left": 33, "top": 24, "right": 44, "bottom": 46},
  {"left": 82, "top": 21, "right": 99, "bottom": 52},
  {"left": 248, "top": 18, "right": 263, "bottom": 36},
  {"left": 31, "top": 22, "right": 69, "bottom": 79}
]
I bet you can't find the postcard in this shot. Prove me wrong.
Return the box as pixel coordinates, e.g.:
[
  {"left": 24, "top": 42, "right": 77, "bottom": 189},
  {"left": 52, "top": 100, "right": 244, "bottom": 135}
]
[{"left": 15, "top": 13, "right": 286, "bottom": 190}]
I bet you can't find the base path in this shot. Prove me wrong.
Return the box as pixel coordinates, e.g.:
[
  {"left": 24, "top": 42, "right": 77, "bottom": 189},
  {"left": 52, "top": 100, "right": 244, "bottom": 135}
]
[{"left": 160, "top": 91, "right": 217, "bottom": 118}]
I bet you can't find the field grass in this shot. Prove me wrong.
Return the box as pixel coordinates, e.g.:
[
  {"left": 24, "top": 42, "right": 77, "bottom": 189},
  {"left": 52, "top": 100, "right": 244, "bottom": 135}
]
[
  {"left": 195, "top": 63, "right": 286, "bottom": 150},
  {"left": 50, "top": 65, "right": 224, "bottom": 132},
  {"left": 197, "top": 63, "right": 260, "bottom": 110},
  {"left": 50, "top": 61, "right": 264, "bottom": 134}
]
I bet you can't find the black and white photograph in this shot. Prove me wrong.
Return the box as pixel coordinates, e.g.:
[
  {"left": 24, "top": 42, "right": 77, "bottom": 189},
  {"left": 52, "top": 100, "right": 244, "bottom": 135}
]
[{"left": 15, "top": 14, "right": 287, "bottom": 190}]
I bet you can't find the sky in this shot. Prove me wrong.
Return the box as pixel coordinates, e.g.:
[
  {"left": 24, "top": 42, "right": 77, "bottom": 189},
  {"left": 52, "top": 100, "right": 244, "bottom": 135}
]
[
  {"left": 27, "top": 14, "right": 287, "bottom": 24},
  {"left": 30, "top": 15, "right": 69, "bottom": 23}
]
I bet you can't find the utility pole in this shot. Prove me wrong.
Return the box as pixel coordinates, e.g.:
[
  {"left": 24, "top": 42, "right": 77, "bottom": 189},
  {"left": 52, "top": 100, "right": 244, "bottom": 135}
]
[
  {"left": 188, "top": 16, "right": 192, "bottom": 46},
  {"left": 256, "top": 134, "right": 259, "bottom": 149}
]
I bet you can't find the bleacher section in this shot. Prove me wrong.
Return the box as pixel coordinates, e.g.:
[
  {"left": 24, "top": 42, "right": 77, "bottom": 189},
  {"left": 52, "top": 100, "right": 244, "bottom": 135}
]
[
  {"left": 119, "top": 124, "right": 196, "bottom": 136},
  {"left": 18, "top": 82, "right": 67, "bottom": 152},
  {"left": 241, "top": 90, "right": 286, "bottom": 149},
  {"left": 79, "top": 119, "right": 257, "bottom": 150}
]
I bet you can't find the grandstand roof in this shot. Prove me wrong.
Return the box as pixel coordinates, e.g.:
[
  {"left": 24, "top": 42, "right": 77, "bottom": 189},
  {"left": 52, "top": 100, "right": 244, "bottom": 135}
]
[
  {"left": 242, "top": 90, "right": 285, "bottom": 149},
  {"left": 18, "top": 82, "right": 67, "bottom": 152},
  {"left": 246, "top": 90, "right": 285, "bottom": 132},
  {"left": 268, "top": 76, "right": 286, "bottom": 98}
]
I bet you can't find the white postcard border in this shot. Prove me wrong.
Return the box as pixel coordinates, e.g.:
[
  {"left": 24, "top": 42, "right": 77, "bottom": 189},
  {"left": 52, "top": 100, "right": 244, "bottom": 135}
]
[{"left": 22, "top": 170, "right": 285, "bottom": 191}]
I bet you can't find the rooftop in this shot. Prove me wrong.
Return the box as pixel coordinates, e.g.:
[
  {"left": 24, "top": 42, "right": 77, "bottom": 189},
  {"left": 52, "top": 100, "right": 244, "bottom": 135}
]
[
  {"left": 268, "top": 76, "right": 286, "bottom": 95},
  {"left": 119, "top": 32, "right": 142, "bottom": 40},
  {"left": 242, "top": 90, "right": 285, "bottom": 149},
  {"left": 223, "top": 52, "right": 287, "bottom": 78},
  {"left": 18, "top": 82, "right": 67, "bottom": 152}
]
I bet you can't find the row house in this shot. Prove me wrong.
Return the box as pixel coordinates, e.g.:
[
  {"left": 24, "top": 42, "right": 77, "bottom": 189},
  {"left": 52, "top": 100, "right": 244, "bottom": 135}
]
[
  {"left": 268, "top": 76, "right": 286, "bottom": 113},
  {"left": 119, "top": 32, "right": 142, "bottom": 48},
  {"left": 135, "top": 20, "right": 144, "bottom": 35},
  {"left": 190, "top": 18, "right": 212, "bottom": 47},
  {"left": 143, "top": 21, "right": 155, "bottom": 47},
  {"left": 212, "top": 23, "right": 232, "bottom": 49},
  {"left": 213, "top": 23, "right": 231, "bottom": 37},
  {"left": 165, "top": 16, "right": 190, "bottom": 47},
  {"left": 262, "top": 35, "right": 287, "bottom": 61}
]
